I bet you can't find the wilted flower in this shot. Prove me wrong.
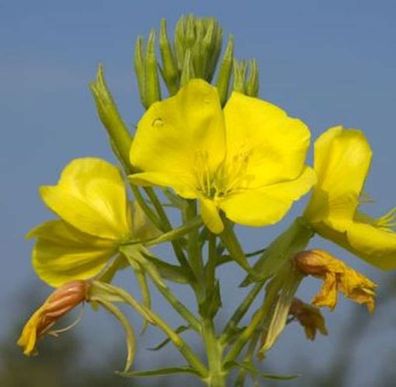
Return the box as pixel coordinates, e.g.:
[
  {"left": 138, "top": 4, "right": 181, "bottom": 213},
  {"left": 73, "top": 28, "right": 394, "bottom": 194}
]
[
  {"left": 289, "top": 297, "right": 328, "bottom": 340},
  {"left": 18, "top": 280, "right": 89, "bottom": 356},
  {"left": 294, "top": 249, "right": 376, "bottom": 312}
]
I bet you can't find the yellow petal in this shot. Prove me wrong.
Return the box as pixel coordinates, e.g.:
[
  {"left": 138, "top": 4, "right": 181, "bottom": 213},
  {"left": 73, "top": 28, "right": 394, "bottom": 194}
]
[
  {"left": 224, "top": 92, "right": 311, "bottom": 187},
  {"left": 219, "top": 167, "right": 315, "bottom": 227},
  {"left": 305, "top": 126, "right": 372, "bottom": 222},
  {"left": 30, "top": 220, "right": 116, "bottom": 287},
  {"left": 129, "top": 172, "right": 197, "bottom": 199},
  {"left": 17, "top": 309, "right": 42, "bottom": 356},
  {"left": 346, "top": 220, "right": 396, "bottom": 270},
  {"left": 200, "top": 198, "right": 224, "bottom": 234},
  {"left": 130, "top": 79, "right": 226, "bottom": 198},
  {"left": 40, "top": 158, "right": 132, "bottom": 240}
]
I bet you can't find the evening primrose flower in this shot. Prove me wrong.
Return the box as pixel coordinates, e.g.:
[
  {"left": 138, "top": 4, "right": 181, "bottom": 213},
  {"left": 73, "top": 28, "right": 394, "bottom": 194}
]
[
  {"left": 18, "top": 280, "right": 88, "bottom": 356},
  {"left": 28, "top": 158, "right": 145, "bottom": 287},
  {"left": 304, "top": 126, "right": 396, "bottom": 270},
  {"left": 130, "top": 79, "right": 315, "bottom": 233},
  {"left": 294, "top": 250, "right": 376, "bottom": 312},
  {"left": 289, "top": 297, "right": 328, "bottom": 340}
]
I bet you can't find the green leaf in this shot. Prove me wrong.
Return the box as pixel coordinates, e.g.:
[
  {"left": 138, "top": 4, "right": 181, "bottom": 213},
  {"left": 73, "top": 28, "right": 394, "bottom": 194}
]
[
  {"left": 147, "top": 325, "right": 190, "bottom": 351},
  {"left": 143, "top": 253, "right": 193, "bottom": 284},
  {"left": 228, "top": 361, "right": 300, "bottom": 381},
  {"left": 118, "top": 366, "right": 200, "bottom": 378}
]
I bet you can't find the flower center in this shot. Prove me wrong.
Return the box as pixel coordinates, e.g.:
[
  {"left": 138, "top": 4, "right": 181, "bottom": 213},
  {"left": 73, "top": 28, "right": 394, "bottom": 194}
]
[{"left": 193, "top": 149, "right": 253, "bottom": 200}]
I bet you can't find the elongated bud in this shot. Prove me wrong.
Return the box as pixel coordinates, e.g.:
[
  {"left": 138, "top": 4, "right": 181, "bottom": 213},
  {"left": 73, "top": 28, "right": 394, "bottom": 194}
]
[
  {"left": 18, "top": 280, "right": 89, "bottom": 356},
  {"left": 245, "top": 59, "right": 259, "bottom": 97},
  {"left": 144, "top": 30, "right": 161, "bottom": 107},
  {"left": 134, "top": 36, "right": 146, "bottom": 106},
  {"left": 134, "top": 32, "right": 161, "bottom": 109},
  {"left": 233, "top": 59, "right": 248, "bottom": 93},
  {"left": 159, "top": 19, "right": 179, "bottom": 95},
  {"left": 180, "top": 49, "right": 195, "bottom": 87},
  {"left": 216, "top": 36, "right": 234, "bottom": 106},
  {"left": 90, "top": 65, "right": 132, "bottom": 168}
]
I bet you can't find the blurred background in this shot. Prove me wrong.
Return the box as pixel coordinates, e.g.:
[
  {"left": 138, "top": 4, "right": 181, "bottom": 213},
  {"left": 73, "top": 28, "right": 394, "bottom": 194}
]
[{"left": 1, "top": 1, "right": 396, "bottom": 386}]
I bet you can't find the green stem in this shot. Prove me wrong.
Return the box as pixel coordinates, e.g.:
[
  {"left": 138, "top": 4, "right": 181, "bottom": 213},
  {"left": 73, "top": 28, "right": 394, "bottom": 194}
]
[
  {"left": 184, "top": 200, "right": 204, "bottom": 283},
  {"left": 121, "top": 247, "right": 201, "bottom": 332},
  {"left": 121, "top": 216, "right": 202, "bottom": 247},
  {"left": 202, "top": 319, "right": 226, "bottom": 387},
  {"left": 220, "top": 282, "right": 265, "bottom": 345},
  {"left": 223, "top": 283, "right": 277, "bottom": 366}
]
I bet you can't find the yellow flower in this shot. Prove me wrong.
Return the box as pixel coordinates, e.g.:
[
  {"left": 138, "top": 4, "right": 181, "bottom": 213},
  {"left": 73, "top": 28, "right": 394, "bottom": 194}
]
[
  {"left": 28, "top": 158, "right": 153, "bottom": 287},
  {"left": 18, "top": 280, "right": 88, "bottom": 356},
  {"left": 289, "top": 297, "right": 328, "bottom": 340},
  {"left": 129, "top": 79, "right": 315, "bottom": 233},
  {"left": 294, "top": 249, "right": 376, "bottom": 312},
  {"left": 304, "top": 126, "right": 396, "bottom": 270}
]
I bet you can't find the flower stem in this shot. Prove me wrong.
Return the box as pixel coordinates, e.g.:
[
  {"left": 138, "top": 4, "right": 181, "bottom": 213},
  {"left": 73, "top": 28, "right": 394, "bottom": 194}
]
[{"left": 202, "top": 319, "right": 226, "bottom": 387}]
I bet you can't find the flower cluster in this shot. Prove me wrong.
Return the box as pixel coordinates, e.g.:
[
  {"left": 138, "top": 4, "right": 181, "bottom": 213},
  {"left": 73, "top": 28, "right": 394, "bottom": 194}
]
[{"left": 18, "top": 14, "right": 396, "bottom": 386}]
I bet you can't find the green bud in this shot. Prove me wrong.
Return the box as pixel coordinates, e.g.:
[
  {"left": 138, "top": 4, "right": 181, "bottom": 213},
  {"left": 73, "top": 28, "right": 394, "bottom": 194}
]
[
  {"left": 174, "top": 15, "right": 223, "bottom": 83},
  {"left": 245, "top": 59, "right": 259, "bottom": 97},
  {"left": 89, "top": 65, "right": 132, "bottom": 169},
  {"left": 159, "top": 19, "right": 179, "bottom": 95},
  {"left": 216, "top": 36, "right": 234, "bottom": 106},
  {"left": 233, "top": 59, "right": 248, "bottom": 94},
  {"left": 144, "top": 30, "right": 161, "bottom": 107},
  {"left": 134, "top": 36, "right": 146, "bottom": 106},
  {"left": 180, "top": 49, "right": 195, "bottom": 87},
  {"left": 133, "top": 31, "right": 161, "bottom": 109}
]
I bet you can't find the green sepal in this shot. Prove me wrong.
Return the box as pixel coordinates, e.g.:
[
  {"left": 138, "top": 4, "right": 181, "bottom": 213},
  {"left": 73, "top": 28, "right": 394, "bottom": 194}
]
[
  {"left": 88, "top": 297, "right": 136, "bottom": 373},
  {"left": 147, "top": 325, "right": 190, "bottom": 351},
  {"left": 118, "top": 365, "right": 200, "bottom": 378},
  {"left": 127, "top": 258, "right": 151, "bottom": 333},
  {"left": 121, "top": 245, "right": 166, "bottom": 288},
  {"left": 96, "top": 254, "right": 128, "bottom": 283}
]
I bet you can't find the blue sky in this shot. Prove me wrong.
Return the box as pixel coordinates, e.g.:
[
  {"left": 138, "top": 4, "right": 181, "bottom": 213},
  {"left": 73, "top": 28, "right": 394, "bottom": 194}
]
[{"left": 1, "top": 1, "right": 396, "bottom": 385}]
